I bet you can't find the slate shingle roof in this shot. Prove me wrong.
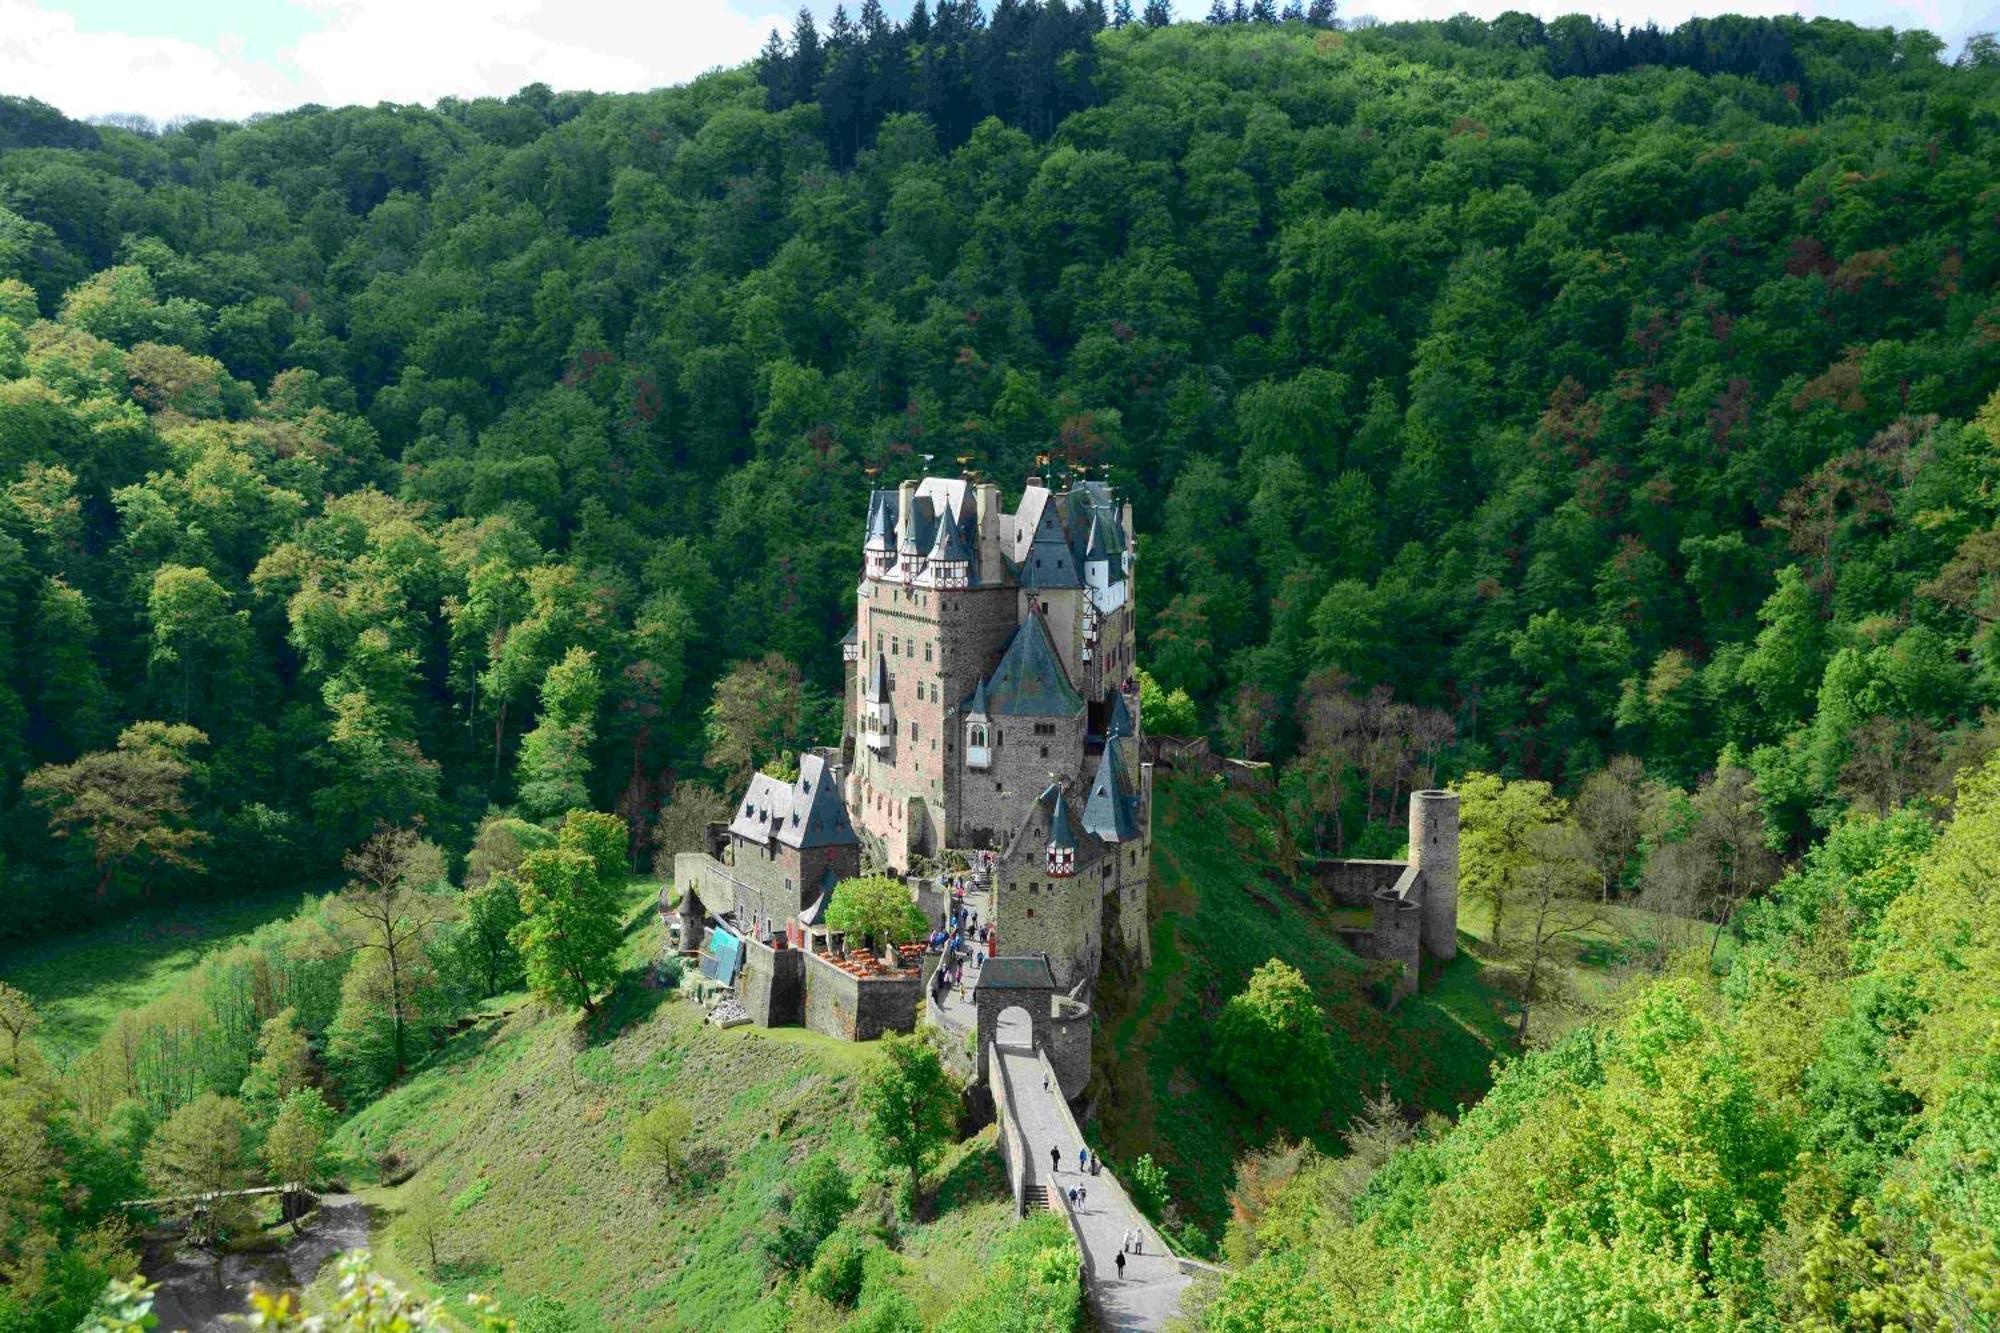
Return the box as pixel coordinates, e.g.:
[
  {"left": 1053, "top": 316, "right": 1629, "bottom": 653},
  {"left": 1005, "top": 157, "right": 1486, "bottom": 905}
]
[
  {"left": 1081, "top": 737, "right": 1141, "bottom": 843},
  {"left": 1047, "top": 785, "right": 1079, "bottom": 851},
  {"left": 982, "top": 614, "right": 1084, "bottom": 717},
  {"left": 727, "top": 753, "right": 857, "bottom": 850},
  {"left": 975, "top": 955, "right": 1057, "bottom": 992}
]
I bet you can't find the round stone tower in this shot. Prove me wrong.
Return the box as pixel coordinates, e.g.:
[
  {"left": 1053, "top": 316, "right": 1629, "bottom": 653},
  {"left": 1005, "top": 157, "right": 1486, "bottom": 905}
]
[{"left": 1409, "top": 789, "right": 1460, "bottom": 961}]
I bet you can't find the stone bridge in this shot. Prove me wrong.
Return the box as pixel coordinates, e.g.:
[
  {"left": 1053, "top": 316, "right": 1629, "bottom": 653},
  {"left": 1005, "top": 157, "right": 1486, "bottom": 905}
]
[{"left": 982, "top": 961, "right": 1219, "bottom": 1331}]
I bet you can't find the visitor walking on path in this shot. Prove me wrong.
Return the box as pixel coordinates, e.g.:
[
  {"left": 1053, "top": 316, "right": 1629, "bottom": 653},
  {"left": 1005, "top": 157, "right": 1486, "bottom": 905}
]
[
  {"left": 1078, "top": 1147, "right": 1087, "bottom": 1171},
  {"left": 1050, "top": 1145, "right": 1060, "bottom": 1173},
  {"left": 1115, "top": 1250, "right": 1126, "bottom": 1280}
]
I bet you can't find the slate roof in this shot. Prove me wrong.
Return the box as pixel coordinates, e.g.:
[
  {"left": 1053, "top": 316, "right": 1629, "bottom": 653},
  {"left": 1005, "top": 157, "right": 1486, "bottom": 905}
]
[
  {"left": 1046, "top": 784, "right": 1079, "bottom": 850},
  {"left": 1081, "top": 737, "right": 1141, "bottom": 842},
  {"left": 727, "top": 752, "right": 858, "bottom": 850},
  {"left": 982, "top": 614, "right": 1083, "bottom": 717},
  {"left": 864, "top": 652, "right": 891, "bottom": 705},
  {"left": 1107, "top": 691, "right": 1135, "bottom": 740},
  {"left": 865, "top": 491, "right": 898, "bottom": 550},
  {"left": 975, "top": 955, "right": 1057, "bottom": 992},
  {"left": 927, "top": 504, "right": 972, "bottom": 564},
  {"left": 964, "top": 676, "right": 991, "bottom": 718}
]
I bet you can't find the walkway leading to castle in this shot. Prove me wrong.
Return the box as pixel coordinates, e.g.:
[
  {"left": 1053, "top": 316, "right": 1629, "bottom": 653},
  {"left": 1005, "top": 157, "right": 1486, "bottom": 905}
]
[{"left": 994, "top": 1043, "right": 1192, "bottom": 1331}]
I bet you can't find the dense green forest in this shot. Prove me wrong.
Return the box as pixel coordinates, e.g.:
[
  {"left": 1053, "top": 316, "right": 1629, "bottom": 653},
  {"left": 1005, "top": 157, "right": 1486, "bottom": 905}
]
[
  {"left": 3, "top": 5, "right": 2000, "bottom": 1328},
  {"left": 2, "top": 10, "right": 1998, "bottom": 934}
]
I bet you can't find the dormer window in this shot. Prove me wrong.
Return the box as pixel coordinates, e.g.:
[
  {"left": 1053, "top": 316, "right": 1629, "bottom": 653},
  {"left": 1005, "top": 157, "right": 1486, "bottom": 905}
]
[
  {"left": 966, "top": 721, "right": 992, "bottom": 770},
  {"left": 1047, "top": 842, "right": 1075, "bottom": 878}
]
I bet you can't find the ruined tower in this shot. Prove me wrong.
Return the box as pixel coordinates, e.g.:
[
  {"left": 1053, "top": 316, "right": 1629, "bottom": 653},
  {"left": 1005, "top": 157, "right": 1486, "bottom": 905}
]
[{"left": 1410, "top": 789, "right": 1460, "bottom": 960}]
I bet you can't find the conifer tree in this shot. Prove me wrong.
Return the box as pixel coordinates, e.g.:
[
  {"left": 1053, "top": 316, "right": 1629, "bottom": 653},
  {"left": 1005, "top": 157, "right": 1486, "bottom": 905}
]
[
  {"left": 756, "top": 28, "right": 790, "bottom": 109},
  {"left": 1251, "top": 0, "right": 1278, "bottom": 21},
  {"left": 790, "top": 7, "right": 824, "bottom": 107},
  {"left": 1307, "top": 0, "right": 1336, "bottom": 25},
  {"left": 1113, "top": 0, "right": 1135, "bottom": 27},
  {"left": 1207, "top": 0, "right": 1232, "bottom": 21},
  {"left": 1281, "top": 0, "right": 1306, "bottom": 20},
  {"left": 1144, "top": 0, "right": 1173, "bottom": 24}
]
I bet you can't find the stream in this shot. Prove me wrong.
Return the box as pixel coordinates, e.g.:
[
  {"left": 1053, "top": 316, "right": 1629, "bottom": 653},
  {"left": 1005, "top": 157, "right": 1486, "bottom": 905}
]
[{"left": 142, "top": 1195, "right": 372, "bottom": 1332}]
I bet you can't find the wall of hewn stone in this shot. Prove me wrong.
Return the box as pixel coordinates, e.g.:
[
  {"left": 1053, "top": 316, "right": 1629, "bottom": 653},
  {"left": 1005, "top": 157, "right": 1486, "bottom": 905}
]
[
  {"left": 739, "top": 936, "right": 805, "bottom": 1028},
  {"left": 802, "top": 950, "right": 920, "bottom": 1041}
]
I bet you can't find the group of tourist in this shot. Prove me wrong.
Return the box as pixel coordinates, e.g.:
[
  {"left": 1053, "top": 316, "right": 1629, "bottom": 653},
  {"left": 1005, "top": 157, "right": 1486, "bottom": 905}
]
[
  {"left": 928, "top": 894, "right": 999, "bottom": 1006},
  {"left": 1042, "top": 1143, "right": 1144, "bottom": 1281}
]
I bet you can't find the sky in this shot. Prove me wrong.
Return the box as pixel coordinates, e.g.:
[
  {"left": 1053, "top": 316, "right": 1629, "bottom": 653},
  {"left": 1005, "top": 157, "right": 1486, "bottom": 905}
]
[{"left": 2, "top": 0, "right": 1994, "bottom": 124}]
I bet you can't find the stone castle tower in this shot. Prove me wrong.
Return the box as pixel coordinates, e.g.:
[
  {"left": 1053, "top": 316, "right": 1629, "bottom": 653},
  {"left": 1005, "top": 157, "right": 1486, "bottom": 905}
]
[{"left": 843, "top": 474, "right": 1152, "bottom": 990}]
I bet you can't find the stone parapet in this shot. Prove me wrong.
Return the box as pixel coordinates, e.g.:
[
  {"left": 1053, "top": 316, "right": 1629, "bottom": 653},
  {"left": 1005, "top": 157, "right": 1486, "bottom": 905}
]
[{"left": 802, "top": 948, "right": 920, "bottom": 1042}]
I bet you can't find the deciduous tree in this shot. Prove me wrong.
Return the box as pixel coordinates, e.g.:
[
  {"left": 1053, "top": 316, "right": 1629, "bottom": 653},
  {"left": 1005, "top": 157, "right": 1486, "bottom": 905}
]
[
  {"left": 25, "top": 722, "right": 208, "bottom": 900},
  {"left": 860, "top": 1033, "right": 960, "bottom": 1215}
]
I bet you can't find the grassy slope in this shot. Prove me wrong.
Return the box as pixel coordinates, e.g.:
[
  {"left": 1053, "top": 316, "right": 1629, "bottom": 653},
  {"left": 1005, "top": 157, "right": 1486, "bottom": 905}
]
[
  {"left": 1091, "top": 772, "right": 1520, "bottom": 1236},
  {"left": 331, "top": 879, "right": 1028, "bottom": 1332},
  {"left": 0, "top": 887, "right": 318, "bottom": 1059}
]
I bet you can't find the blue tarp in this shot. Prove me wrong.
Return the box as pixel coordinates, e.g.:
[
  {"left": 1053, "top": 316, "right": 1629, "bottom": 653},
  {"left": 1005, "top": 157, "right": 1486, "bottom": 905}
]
[{"left": 701, "top": 926, "right": 744, "bottom": 986}]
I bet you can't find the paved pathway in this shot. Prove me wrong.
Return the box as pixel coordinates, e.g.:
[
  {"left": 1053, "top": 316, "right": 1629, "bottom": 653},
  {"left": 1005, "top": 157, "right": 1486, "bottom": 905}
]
[{"left": 995, "top": 1044, "right": 1192, "bottom": 1331}]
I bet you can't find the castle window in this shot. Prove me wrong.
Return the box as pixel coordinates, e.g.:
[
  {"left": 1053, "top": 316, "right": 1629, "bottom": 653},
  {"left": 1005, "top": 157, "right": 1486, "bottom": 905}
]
[
  {"left": 1026, "top": 908, "right": 1035, "bottom": 918},
  {"left": 925, "top": 642, "right": 933, "bottom": 662},
  {"left": 1040, "top": 746, "right": 1049, "bottom": 759},
  {"left": 891, "top": 638, "right": 898, "bottom": 656}
]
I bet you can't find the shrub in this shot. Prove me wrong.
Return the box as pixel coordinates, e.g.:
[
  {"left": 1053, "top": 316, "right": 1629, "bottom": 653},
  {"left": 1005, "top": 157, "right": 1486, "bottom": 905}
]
[{"left": 805, "top": 1226, "right": 872, "bottom": 1307}]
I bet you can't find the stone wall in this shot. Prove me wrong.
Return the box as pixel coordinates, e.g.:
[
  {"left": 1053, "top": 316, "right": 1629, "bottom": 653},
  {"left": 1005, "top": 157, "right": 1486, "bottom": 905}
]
[
  {"left": 1334, "top": 863, "right": 1423, "bottom": 1003},
  {"left": 1313, "top": 858, "right": 1408, "bottom": 908},
  {"left": 993, "top": 859, "right": 1103, "bottom": 992},
  {"left": 1046, "top": 994, "right": 1092, "bottom": 1099},
  {"left": 958, "top": 709, "right": 1086, "bottom": 850},
  {"left": 739, "top": 935, "right": 805, "bottom": 1028},
  {"left": 852, "top": 580, "right": 1018, "bottom": 870},
  {"left": 676, "top": 851, "right": 736, "bottom": 922},
  {"left": 802, "top": 949, "right": 920, "bottom": 1042},
  {"left": 1411, "top": 789, "right": 1461, "bottom": 961}
]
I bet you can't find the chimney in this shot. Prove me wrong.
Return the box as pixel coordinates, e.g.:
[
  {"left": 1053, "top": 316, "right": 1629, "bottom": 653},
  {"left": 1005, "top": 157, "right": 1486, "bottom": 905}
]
[
  {"left": 1025, "top": 475, "right": 1042, "bottom": 491},
  {"left": 897, "top": 480, "right": 917, "bottom": 559},
  {"left": 975, "top": 482, "right": 1002, "bottom": 586}
]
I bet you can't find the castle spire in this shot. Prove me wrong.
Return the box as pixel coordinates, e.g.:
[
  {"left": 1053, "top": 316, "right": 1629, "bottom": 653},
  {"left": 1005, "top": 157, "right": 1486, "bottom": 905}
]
[{"left": 1045, "top": 785, "right": 1078, "bottom": 878}]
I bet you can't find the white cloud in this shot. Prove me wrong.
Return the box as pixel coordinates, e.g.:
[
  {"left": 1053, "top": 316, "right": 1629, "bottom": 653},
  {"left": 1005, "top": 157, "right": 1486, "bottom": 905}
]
[{"left": 0, "top": 0, "right": 794, "bottom": 123}]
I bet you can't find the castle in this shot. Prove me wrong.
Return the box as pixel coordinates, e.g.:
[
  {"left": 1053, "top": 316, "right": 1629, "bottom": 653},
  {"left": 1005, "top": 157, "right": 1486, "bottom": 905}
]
[{"left": 673, "top": 474, "right": 1153, "bottom": 1065}]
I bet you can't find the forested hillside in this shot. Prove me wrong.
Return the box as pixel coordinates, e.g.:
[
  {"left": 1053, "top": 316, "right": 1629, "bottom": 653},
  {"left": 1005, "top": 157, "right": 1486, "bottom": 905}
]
[
  {"left": 1206, "top": 753, "right": 2000, "bottom": 1330},
  {"left": 0, "top": 10, "right": 1997, "bottom": 932},
  {"left": 4, "top": 7, "right": 2000, "bottom": 1330}
]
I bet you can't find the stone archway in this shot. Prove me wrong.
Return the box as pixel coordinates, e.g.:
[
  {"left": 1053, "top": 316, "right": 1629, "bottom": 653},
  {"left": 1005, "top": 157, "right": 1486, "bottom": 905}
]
[
  {"left": 972, "top": 955, "right": 1056, "bottom": 1076},
  {"left": 994, "top": 1004, "right": 1034, "bottom": 1052}
]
